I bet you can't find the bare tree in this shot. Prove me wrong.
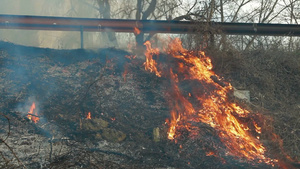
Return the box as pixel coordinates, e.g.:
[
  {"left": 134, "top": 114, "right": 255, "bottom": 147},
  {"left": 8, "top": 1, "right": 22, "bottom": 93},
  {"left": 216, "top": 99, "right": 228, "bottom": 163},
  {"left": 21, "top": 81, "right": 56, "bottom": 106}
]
[
  {"left": 243, "top": 0, "right": 299, "bottom": 50},
  {"left": 77, "top": 0, "right": 299, "bottom": 50}
]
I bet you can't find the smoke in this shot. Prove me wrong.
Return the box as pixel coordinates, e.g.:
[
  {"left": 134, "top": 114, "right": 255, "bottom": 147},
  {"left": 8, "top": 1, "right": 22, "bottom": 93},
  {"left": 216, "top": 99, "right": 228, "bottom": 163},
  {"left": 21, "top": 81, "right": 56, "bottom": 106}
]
[
  {"left": 15, "top": 96, "right": 39, "bottom": 115},
  {"left": 0, "top": 0, "right": 129, "bottom": 49}
]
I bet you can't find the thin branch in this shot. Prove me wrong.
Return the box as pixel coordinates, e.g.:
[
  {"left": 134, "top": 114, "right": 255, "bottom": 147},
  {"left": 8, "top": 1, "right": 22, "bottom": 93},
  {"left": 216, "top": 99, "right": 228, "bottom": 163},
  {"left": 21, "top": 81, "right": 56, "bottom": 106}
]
[
  {"left": 231, "top": 0, "right": 252, "bottom": 22},
  {"left": 262, "top": 0, "right": 279, "bottom": 23},
  {"left": 0, "top": 139, "right": 27, "bottom": 168},
  {"left": 0, "top": 113, "right": 10, "bottom": 142},
  {"left": 76, "top": 0, "right": 100, "bottom": 11},
  {"left": 268, "top": 1, "right": 297, "bottom": 23}
]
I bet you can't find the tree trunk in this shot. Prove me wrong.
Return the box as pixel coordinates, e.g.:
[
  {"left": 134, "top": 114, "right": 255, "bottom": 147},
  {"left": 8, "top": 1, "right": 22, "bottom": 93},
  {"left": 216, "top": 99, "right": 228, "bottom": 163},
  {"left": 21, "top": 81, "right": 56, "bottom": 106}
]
[
  {"left": 97, "top": 0, "right": 118, "bottom": 47},
  {"left": 135, "top": 0, "right": 157, "bottom": 47}
]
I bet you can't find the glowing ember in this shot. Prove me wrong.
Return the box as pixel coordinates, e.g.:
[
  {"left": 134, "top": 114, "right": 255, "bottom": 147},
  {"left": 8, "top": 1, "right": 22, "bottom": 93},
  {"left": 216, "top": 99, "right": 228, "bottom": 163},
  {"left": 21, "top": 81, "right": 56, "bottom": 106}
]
[
  {"left": 206, "top": 151, "right": 216, "bottom": 156},
  {"left": 27, "top": 102, "right": 39, "bottom": 123},
  {"left": 125, "top": 55, "right": 136, "bottom": 60},
  {"left": 144, "top": 38, "right": 277, "bottom": 165},
  {"left": 86, "top": 112, "right": 91, "bottom": 119},
  {"left": 134, "top": 27, "right": 141, "bottom": 35}
]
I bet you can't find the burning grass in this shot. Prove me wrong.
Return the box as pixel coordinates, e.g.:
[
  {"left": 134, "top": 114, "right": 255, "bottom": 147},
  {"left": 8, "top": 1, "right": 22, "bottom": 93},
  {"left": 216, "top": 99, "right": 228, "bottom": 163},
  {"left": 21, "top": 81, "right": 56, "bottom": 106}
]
[
  {"left": 143, "top": 38, "right": 285, "bottom": 166},
  {"left": 208, "top": 45, "right": 300, "bottom": 165},
  {"left": 0, "top": 40, "right": 299, "bottom": 168}
]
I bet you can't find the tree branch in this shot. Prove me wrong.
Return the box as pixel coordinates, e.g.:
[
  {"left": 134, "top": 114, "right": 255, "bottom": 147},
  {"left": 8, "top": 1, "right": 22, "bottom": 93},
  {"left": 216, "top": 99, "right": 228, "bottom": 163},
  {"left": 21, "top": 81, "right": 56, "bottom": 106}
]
[
  {"left": 231, "top": 0, "right": 252, "bottom": 22},
  {"left": 142, "top": 0, "right": 157, "bottom": 20}
]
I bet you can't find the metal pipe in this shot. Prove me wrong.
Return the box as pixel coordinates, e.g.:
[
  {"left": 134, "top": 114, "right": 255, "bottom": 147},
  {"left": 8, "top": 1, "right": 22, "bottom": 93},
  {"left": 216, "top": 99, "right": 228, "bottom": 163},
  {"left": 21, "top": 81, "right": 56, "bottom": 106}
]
[
  {"left": 80, "top": 26, "right": 83, "bottom": 49},
  {"left": 0, "top": 14, "right": 299, "bottom": 36}
]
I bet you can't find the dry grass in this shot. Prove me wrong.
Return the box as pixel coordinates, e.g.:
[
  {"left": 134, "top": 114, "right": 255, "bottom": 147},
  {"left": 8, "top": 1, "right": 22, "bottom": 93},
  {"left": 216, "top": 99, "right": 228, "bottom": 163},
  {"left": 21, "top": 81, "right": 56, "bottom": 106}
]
[{"left": 207, "top": 46, "right": 300, "bottom": 161}]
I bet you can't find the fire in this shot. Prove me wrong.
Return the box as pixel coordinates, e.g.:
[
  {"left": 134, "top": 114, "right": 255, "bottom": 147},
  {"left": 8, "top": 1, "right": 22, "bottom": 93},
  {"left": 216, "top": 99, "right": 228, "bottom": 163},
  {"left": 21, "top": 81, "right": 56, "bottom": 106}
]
[
  {"left": 143, "top": 41, "right": 161, "bottom": 77},
  {"left": 27, "top": 102, "right": 39, "bottom": 123},
  {"left": 143, "top": 38, "right": 277, "bottom": 165},
  {"left": 134, "top": 27, "right": 141, "bottom": 35},
  {"left": 86, "top": 112, "right": 92, "bottom": 119}
]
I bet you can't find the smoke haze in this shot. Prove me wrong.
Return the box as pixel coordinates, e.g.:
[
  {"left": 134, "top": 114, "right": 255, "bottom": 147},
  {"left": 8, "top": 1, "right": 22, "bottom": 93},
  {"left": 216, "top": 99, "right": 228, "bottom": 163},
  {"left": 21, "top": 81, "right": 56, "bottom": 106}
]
[{"left": 0, "top": 0, "right": 127, "bottom": 49}]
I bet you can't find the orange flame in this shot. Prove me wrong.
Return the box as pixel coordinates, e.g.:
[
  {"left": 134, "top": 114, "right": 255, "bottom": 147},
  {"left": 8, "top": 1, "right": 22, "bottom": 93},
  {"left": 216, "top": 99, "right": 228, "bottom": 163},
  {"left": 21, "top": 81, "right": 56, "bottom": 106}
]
[
  {"left": 27, "top": 102, "right": 39, "bottom": 123},
  {"left": 144, "top": 38, "right": 278, "bottom": 165},
  {"left": 134, "top": 27, "right": 141, "bottom": 35},
  {"left": 144, "top": 41, "right": 161, "bottom": 77},
  {"left": 87, "top": 112, "right": 91, "bottom": 119},
  {"left": 123, "top": 64, "right": 128, "bottom": 82}
]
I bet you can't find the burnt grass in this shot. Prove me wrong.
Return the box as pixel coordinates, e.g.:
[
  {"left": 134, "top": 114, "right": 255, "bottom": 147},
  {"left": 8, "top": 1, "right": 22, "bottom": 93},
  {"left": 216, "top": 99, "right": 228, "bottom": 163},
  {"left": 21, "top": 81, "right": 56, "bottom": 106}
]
[{"left": 0, "top": 41, "right": 299, "bottom": 168}]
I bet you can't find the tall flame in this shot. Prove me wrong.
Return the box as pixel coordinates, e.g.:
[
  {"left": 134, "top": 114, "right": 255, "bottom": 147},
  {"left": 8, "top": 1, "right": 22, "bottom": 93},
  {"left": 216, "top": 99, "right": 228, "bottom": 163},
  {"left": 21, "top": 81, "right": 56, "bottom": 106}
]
[
  {"left": 27, "top": 102, "right": 39, "bottom": 123},
  {"left": 144, "top": 41, "right": 161, "bottom": 77},
  {"left": 144, "top": 38, "right": 277, "bottom": 165}
]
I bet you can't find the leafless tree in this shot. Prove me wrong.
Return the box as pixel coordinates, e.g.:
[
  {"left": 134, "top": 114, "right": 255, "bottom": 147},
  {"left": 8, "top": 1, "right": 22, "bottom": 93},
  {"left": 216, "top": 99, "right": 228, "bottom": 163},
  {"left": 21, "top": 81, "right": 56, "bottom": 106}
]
[
  {"left": 76, "top": 0, "right": 299, "bottom": 50},
  {"left": 242, "top": 0, "right": 300, "bottom": 50}
]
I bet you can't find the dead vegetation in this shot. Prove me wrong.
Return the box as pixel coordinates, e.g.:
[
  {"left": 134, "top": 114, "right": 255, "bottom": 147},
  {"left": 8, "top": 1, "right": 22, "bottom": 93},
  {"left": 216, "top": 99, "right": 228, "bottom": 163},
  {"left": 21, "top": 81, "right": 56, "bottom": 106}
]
[{"left": 207, "top": 44, "right": 300, "bottom": 162}]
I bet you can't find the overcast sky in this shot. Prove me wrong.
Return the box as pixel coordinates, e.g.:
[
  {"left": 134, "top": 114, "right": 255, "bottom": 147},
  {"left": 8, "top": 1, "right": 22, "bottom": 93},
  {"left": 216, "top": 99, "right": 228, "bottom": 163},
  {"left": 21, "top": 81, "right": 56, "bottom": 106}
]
[{"left": 0, "top": 0, "right": 98, "bottom": 17}]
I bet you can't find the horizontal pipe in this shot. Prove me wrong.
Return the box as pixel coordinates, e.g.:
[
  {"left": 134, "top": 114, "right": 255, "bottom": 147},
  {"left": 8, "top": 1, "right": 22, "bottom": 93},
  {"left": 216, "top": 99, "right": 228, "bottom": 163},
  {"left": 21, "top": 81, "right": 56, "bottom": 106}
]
[{"left": 0, "top": 14, "right": 299, "bottom": 36}]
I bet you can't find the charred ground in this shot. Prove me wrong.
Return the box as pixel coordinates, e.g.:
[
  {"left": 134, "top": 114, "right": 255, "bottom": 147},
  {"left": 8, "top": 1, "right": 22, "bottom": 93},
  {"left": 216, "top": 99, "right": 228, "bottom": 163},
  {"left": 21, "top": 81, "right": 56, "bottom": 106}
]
[{"left": 0, "top": 41, "right": 299, "bottom": 168}]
